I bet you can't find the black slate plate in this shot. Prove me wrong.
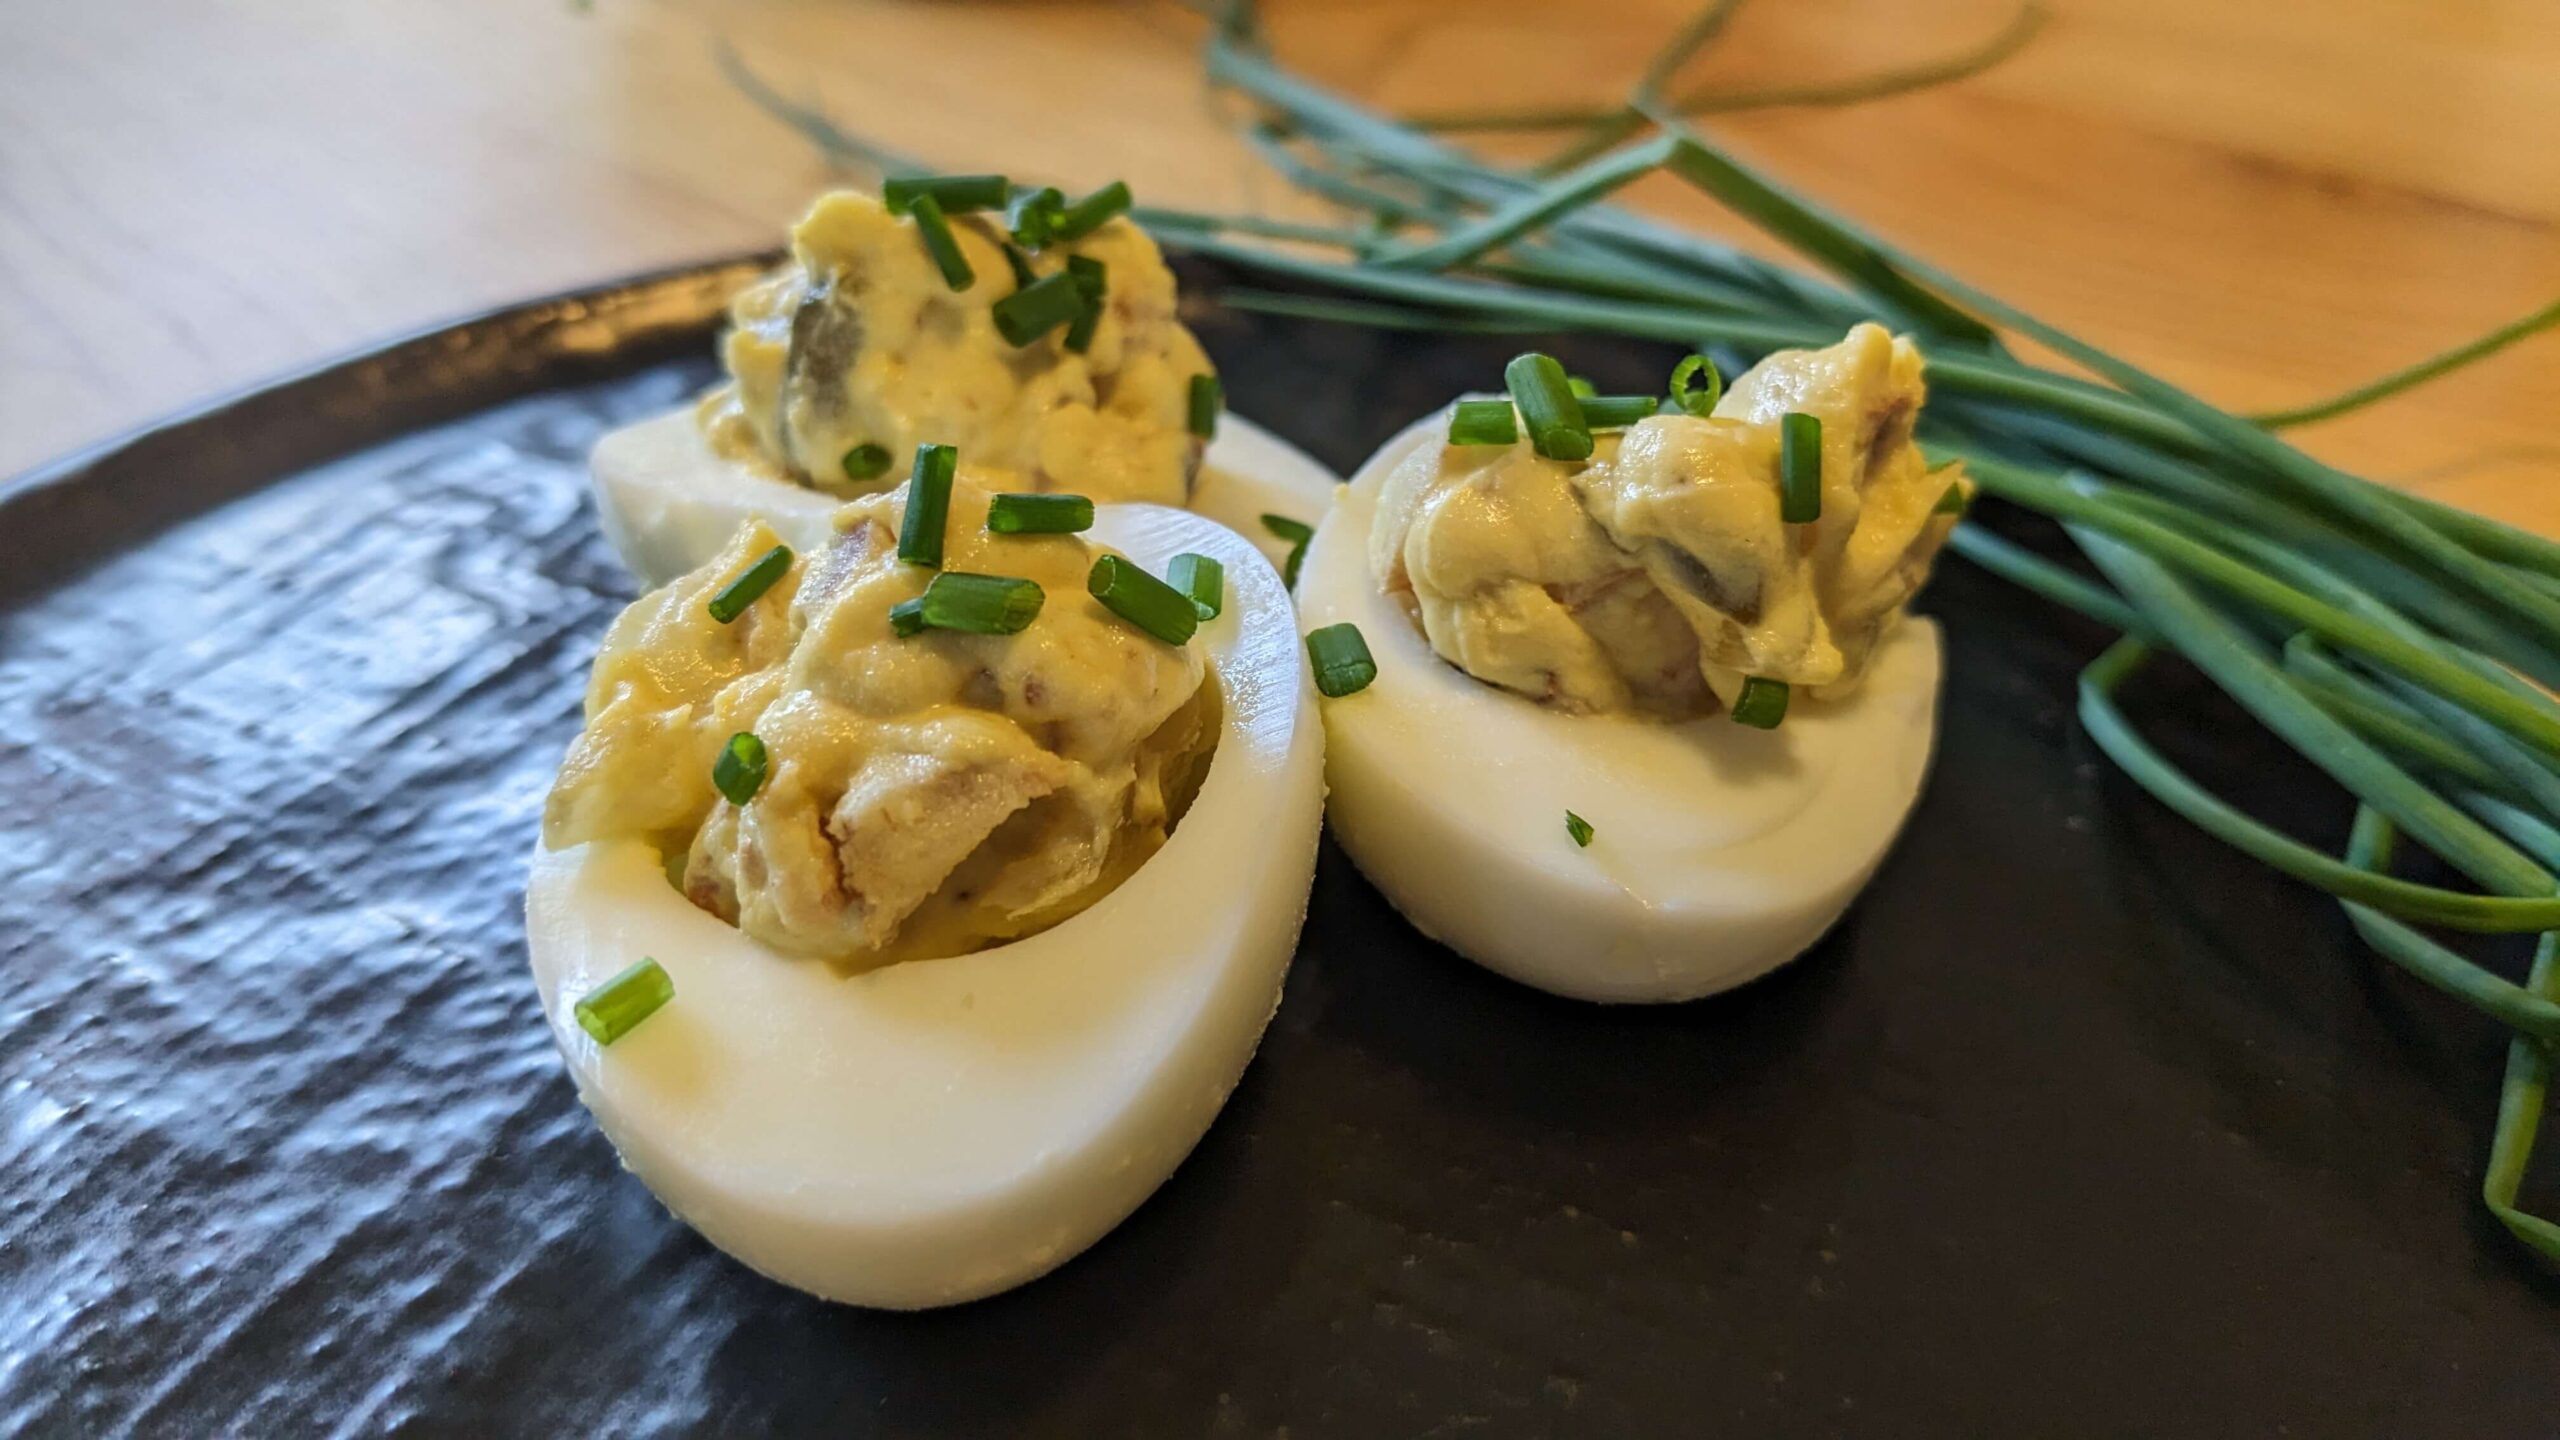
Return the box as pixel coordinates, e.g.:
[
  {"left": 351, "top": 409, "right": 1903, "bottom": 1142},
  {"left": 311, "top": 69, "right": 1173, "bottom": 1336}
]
[{"left": 4, "top": 256, "right": 2556, "bottom": 1439}]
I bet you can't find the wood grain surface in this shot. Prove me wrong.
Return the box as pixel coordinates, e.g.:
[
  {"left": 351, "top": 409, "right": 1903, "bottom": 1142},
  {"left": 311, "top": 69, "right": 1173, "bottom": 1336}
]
[{"left": 5, "top": 0, "right": 2556, "bottom": 530}]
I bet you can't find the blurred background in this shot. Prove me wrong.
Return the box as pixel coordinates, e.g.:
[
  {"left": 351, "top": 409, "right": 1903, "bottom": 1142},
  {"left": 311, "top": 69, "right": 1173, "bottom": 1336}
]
[{"left": 5, "top": 0, "right": 2556, "bottom": 527}]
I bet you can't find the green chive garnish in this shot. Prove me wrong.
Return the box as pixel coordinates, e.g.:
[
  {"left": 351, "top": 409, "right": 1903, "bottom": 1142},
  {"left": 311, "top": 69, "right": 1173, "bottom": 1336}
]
[
  {"left": 713, "top": 731, "right": 768, "bottom": 805},
  {"left": 1064, "top": 254, "right": 1107, "bottom": 353},
  {"left": 842, "top": 443, "right": 893, "bottom": 482},
  {"left": 1568, "top": 375, "right": 1598, "bottom": 399},
  {"left": 706, "top": 545, "right": 792, "bottom": 624},
  {"left": 909, "top": 194, "right": 975, "bottom": 292},
  {"left": 987, "top": 492, "right": 1095, "bottom": 534},
  {"left": 1052, "top": 180, "right": 1133, "bottom": 243},
  {"left": 992, "top": 271, "right": 1085, "bottom": 346},
  {"left": 1934, "top": 479, "right": 1971, "bottom": 516},
  {"left": 1167, "top": 552, "right": 1224, "bottom": 619},
  {"left": 883, "top": 173, "right": 1010, "bottom": 216},
  {"left": 1260, "top": 513, "right": 1314, "bottom": 546},
  {"left": 1000, "top": 244, "right": 1038, "bottom": 290},
  {"left": 1189, "top": 374, "right": 1222, "bottom": 438},
  {"left": 1006, "top": 185, "right": 1066, "bottom": 247},
  {"left": 892, "top": 571, "right": 1046, "bottom": 636},
  {"left": 1669, "top": 354, "right": 1722, "bottom": 416},
  {"left": 1447, "top": 399, "right": 1518, "bottom": 446},
  {"left": 1565, "top": 811, "right": 1595, "bottom": 847},
  {"left": 1578, "top": 395, "right": 1660, "bottom": 429},
  {"left": 1779, "top": 411, "right": 1823, "bottom": 523},
  {"left": 1731, "top": 676, "right": 1790, "bottom": 729},
  {"left": 1305, "top": 623, "right": 1377, "bottom": 697},
  {"left": 898, "top": 443, "right": 957, "bottom": 567},
  {"left": 1504, "top": 352, "right": 1592, "bottom": 461},
  {"left": 1087, "top": 554, "right": 1198, "bottom": 646},
  {"left": 573, "top": 958, "right": 674, "bottom": 1047}
]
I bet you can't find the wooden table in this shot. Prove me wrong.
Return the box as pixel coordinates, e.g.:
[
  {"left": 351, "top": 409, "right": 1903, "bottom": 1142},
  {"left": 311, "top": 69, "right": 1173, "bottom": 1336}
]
[{"left": 6, "top": 0, "right": 2556, "bottom": 531}]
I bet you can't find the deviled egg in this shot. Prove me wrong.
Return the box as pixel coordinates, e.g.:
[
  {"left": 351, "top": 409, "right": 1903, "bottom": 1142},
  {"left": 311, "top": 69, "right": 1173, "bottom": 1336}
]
[
  {"left": 526, "top": 466, "right": 1324, "bottom": 1306},
  {"left": 1295, "top": 326, "right": 1961, "bottom": 1003},
  {"left": 593, "top": 183, "right": 1338, "bottom": 586}
]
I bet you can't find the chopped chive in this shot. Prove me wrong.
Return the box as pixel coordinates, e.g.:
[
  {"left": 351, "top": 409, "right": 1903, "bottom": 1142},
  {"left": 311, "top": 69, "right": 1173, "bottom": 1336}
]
[
  {"left": 1565, "top": 811, "right": 1595, "bottom": 847},
  {"left": 884, "top": 173, "right": 1010, "bottom": 216},
  {"left": 1578, "top": 395, "right": 1660, "bottom": 429},
  {"left": 1933, "top": 478, "right": 1971, "bottom": 516},
  {"left": 1000, "top": 244, "right": 1038, "bottom": 290},
  {"left": 987, "top": 492, "right": 1095, "bottom": 534},
  {"left": 1260, "top": 513, "right": 1315, "bottom": 545},
  {"left": 713, "top": 731, "right": 768, "bottom": 805},
  {"left": 1052, "top": 180, "right": 1133, "bottom": 243},
  {"left": 1779, "top": 412, "right": 1823, "bottom": 522},
  {"left": 706, "top": 545, "right": 792, "bottom": 624},
  {"left": 1504, "top": 352, "right": 1592, "bottom": 461},
  {"left": 893, "top": 571, "right": 1046, "bottom": 636},
  {"left": 573, "top": 958, "right": 674, "bottom": 1047},
  {"left": 909, "top": 194, "right": 975, "bottom": 292},
  {"left": 1669, "top": 354, "right": 1723, "bottom": 416},
  {"left": 1731, "top": 676, "right": 1790, "bottom": 729},
  {"left": 1283, "top": 542, "right": 1307, "bottom": 590},
  {"left": 1006, "top": 185, "right": 1067, "bottom": 247},
  {"left": 842, "top": 443, "right": 893, "bottom": 482},
  {"left": 992, "top": 271, "right": 1085, "bottom": 346},
  {"left": 1448, "top": 399, "right": 1519, "bottom": 445},
  {"left": 1306, "top": 623, "right": 1377, "bottom": 697},
  {"left": 1189, "top": 374, "right": 1222, "bottom": 438},
  {"left": 1063, "top": 254, "right": 1107, "bottom": 353},
  {"left": 898, "top": 443, "right": 957, "bottom": 566},
  {"left": 1087, "top": 554, "right": 1199, "bottom": 645},
  {"left": 1167, "top": 552, "right": 1224, "bottom": 619},
  {"left": 1568, "top": 375, "right": 1598, "bottom": 399}
]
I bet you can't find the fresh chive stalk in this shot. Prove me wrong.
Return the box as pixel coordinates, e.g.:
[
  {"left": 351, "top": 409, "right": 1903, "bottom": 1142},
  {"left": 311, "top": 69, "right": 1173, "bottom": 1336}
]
[
  {"left": 1064, "top": 255, "right": 1108, "bottom": 352},
  {"left": 573, "top": 958, "right": 675, "bottom": 1047},
  {"left": 1504, "top": 352, "right": 1592, "bottom": 461},
  {"left": 1579, "top": 394, "right": 1659, "bottom": 429},
  {"left": 1448, "top": 399, "right": 1519, "bottom": 445},
  {"left": 706, "top": 545, "right": 792, "bottom": 625},
  {"left": 1306, "top": 623, "right": 1377, "bottom": 697},
  {"left": 1189, "top": 374, "right": 1222, "bottom": 438},
  {"left": 1262, "top": 512, "right": 1314, "bottom": 589},
  {"left": 1000, "top": 244, "right": 1038, "bottom": 290},
  {"left": 842, "top": 444, "right": 894, "bottom": 482},
  {"left": 987, "top": 492, "right": 1095, "bottom": 535},
  {"left": 992, "top": 271, "right": 1085, "bottom": 345},
  {"left": 1087, "top": 554, "right": 1199, "bottom": 645},
  {"left": 1053, "top": 180, "right": 1133, "bottom": 242},
  {"left": 884, "top": 173, "right": 1010, "bottom": 215},
  {"left": 1167, "top": 552, "right": 1225, "bottom": 619},
  {"left": 1778, "top": 412, "right": 1823, "bottom": 523},
  {"left": 1006, "top": 185, "right": 1067, "bottom": 247},
  {"left": 1731, "top": 677, "right": 1790, "bottom": 729},
  {"left": 1565, "top": 811, "right": 1595, "bottom": 847},
  {"left": 898, "top": 443, "right": 957, "bottom": 566},
  {"left": 892, "top": 572, "right": 1046, "bottom": 636},
  {"left": 909, "top": 194, "right": 975, "bottom": 292},
  {"left": 1668, "top": 354, "right": 1722, "bottom": 415},
  {"left": 713, "top": 732, "right": 768, "bottom": 805}
]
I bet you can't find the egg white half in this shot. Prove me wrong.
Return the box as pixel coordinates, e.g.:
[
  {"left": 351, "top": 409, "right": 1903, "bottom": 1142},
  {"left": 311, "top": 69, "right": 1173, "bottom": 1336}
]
[
  {"left": 526, "top": 506, "right": 1324, "bottom": 1308},
  {"left": 592, "top": 406, "right": 1339, "bottom": 588},
  {"left": 1294, "top": 412, "right": 1944, "bottom": 1004}
]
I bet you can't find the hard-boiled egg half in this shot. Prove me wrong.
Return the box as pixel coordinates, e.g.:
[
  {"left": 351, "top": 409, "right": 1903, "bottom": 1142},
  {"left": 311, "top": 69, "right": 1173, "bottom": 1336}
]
[
  {"left": 1294, "top": 329, "right": 1958, "bottom": 1003},
  {"left": 591, "top": 184, "right": 1338, "bottom": 588},
  {"left": 527, "top": 471, "right": 1324, "bottom": 1307}
]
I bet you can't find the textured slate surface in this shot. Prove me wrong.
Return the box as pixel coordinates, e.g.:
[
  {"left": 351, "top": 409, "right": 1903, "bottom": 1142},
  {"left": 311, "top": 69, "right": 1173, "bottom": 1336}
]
[{"left": 3, "top": 261, "right": 2556, "bottom": 1438}]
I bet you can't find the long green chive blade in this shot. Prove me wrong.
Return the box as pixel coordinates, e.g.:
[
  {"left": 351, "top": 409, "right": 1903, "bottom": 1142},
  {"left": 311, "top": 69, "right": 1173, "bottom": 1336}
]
[
  {"left": 1779, "top": 412, "right": 1823, "bottom": 523},
  {"left": 1087, "top": 554, "right": 1198, "bottom": 645},
  {"left": 1167, "top": 552, "right": 1225, "bottom": 619},
  {"left": 1504, "top": 352, "right": 1592, "bottom": 461},
  {"left": 707, "top": 545, "right": 793, "bottom": 624},
  {"left": 992, "top": 271, "right": 1085, "bottom": 345},
  {"left": 1189, "top": 374, "right": 1222, "bottom": 438},
  {"left": 1731, "top": 676, "right": 1790, "bottom": 728},
  {"left": 1565, "top": 810, "right": 1595, "bottom": 847},
  {"left": 884, "top": 173, "right": 1010, "bottom": 216},
  {"left": 909, "top": 194, "right": 975, "bottom": 292},
  {"left": 1306, "top": 623, "right": 1377, "bottom": 697},
  {"left": 1448, "top": 399, "right": 1519, "bottom": 445},
  {"left": 842, "top": 444, "right": 893, "bottom": 482},
  {"left": 713, "top": 731, "right": 768, "bottom": 806},
  {"left": 1579, "top": 394, "right": 1659, "bottom": 429},
  {"left": 1669, "top": 354, "right": 1722, "bottom": 415},
  {"left": 1053, "top": 180, "right": 1133, "bottom": 242},
  {"left": 1933, "top": 478, "right": 1970, "bottom": 516},
  {"left": 986, "top": 492, "right": 1095, "bottom": 535},
  {"left": 573, "top": 957, "right": 675, "bottom": 1047},
  {"left": 1260, "top": 513, "right": 1315, "bottom": 545},
  {"left": 1006, "top": 185, "right": 1067, "bottom": 247},
  {"left": 898, "top": 443, "right": 957, "bottom": 567},
  {"left": 1064, "top": 254, "right": 1108, "bottom": 353}
]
